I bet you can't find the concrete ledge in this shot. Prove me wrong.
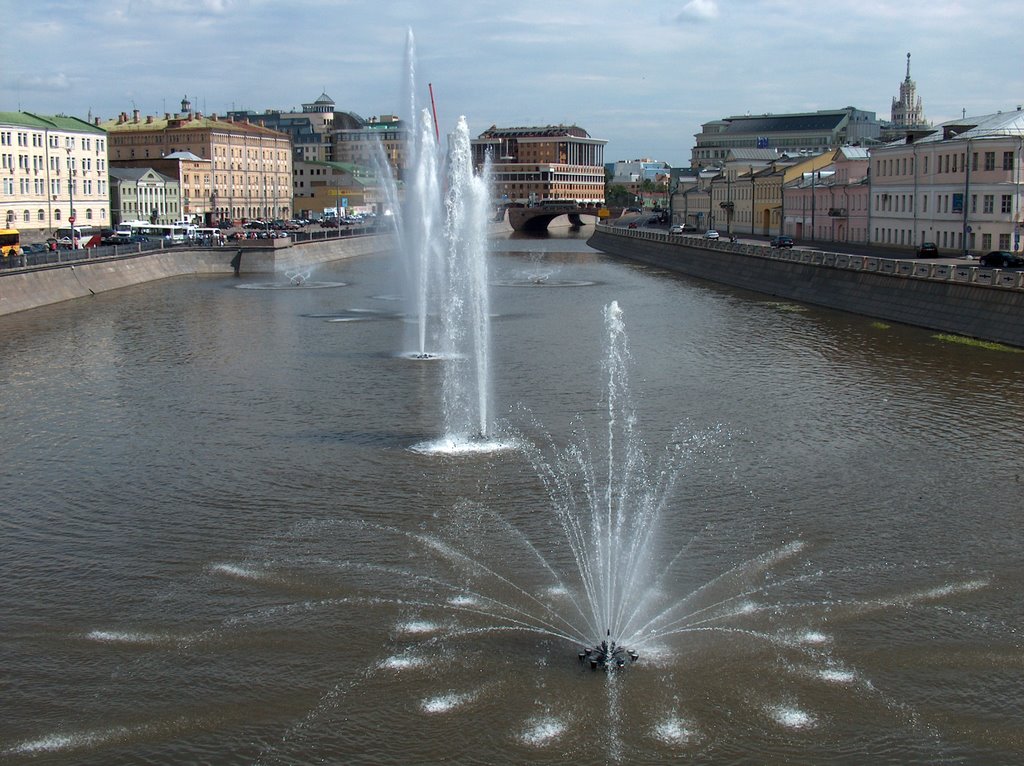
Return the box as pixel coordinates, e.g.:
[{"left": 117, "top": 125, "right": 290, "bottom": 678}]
[
  {"left": 588, "top": 226, "right": 1024, "bottom": 348},
  {"left": 0, "top": 233, "right": 397, "bottom": 316}
]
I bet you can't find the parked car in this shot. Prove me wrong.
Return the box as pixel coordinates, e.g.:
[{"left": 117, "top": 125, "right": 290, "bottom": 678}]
[
  {"left": 917, "top": 242, "right": 938, "bottom": 258},
  {"left": 979, "top": 251, "right": 1024, "bottom": 268},
  {"left": 21, "top": 243, "right": 48, "bottom": 255},
  {"left": 769, "top": 236, "right": 794, "bottom": 248},
  {"left": 703, "top": 230, "right": 720, "bottom": 240}
]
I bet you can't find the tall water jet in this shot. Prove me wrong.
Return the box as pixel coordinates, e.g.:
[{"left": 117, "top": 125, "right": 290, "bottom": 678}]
[
  {"left": 399, "top": 31, "right": 497, "bottom": 451},
  {"left": 396, "top": 29, "right": 445, "bottom": 360},
  {"left": 439, "top": 117, "right": 493, "bottom": 442}
]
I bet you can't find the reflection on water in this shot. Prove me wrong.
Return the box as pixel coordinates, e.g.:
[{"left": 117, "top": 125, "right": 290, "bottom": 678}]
[{"left": 1, "top": 239, "right": 1023, "bottom": 764}]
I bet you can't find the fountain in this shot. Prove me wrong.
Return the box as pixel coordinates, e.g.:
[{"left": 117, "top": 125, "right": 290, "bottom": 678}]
[{"left": 395, "top": 32, "right": 497, "bottom": 451}]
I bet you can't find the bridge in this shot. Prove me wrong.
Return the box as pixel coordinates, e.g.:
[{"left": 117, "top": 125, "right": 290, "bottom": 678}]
[{"left": 507, "top": 202, "right": 602, "bottom": 233}]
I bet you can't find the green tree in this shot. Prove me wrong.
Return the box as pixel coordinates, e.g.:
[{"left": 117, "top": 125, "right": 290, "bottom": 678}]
[{"left": 605, "top": 184, "right": 634, "bottom": 206}]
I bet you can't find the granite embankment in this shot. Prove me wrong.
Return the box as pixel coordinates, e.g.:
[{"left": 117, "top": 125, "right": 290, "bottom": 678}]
[
  {"left": 589, "top": 225, "right": 1024, "bottom": 348},
  {"left": 0, "top": 234, "right": 395, "bottom": 317}
]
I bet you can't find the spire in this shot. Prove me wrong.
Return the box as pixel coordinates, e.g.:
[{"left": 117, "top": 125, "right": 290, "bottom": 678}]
[{"left": 905, "top": 52, "right": 911, "bottom": 81}]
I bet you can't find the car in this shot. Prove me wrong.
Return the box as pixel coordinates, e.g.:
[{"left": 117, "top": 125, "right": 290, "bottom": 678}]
[
  {"left": 979, "top": 251, "right": 1024, "bottom": 268},
  {"left": 770, "top": 236, "right": 794, "bottom": 248},
  {"left": 917, "top": 242, "right": 938, "bottom": 258},
  {"left": 669, "top": 224, "right": 686, "bottom": 234},
  {"left": 703, "top": 230, "right": 720, "bottom": 240},
  {"left": 21, "top": 243, "right": 48, "bottom": 255},
  {"left": 627, "top": 222, "right": 638, "bottom": 229}
]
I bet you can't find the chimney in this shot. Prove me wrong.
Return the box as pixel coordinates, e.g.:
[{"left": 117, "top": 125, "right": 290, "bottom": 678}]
[
  {"left": 147, "top": 115, "right": 154, "bottom": 124},
  {"left": 132, "top": 109, "right": 140, "bottom": 123}
]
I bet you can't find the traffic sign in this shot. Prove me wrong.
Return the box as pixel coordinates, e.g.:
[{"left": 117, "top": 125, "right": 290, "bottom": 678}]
[{"left": 69, "top": 216, "right": 76, "bottom": 225}]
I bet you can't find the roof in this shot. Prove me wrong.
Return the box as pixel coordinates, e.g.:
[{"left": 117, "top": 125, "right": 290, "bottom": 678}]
[
  {"left": 719, "top": 110, "right": 849, "bottom": 134},
  {"left": 477, "top": 124, "right": 593, "bottom": 140},
  {"left": 163, "top": 150, "right": 206, "bottom": 161},
  {"left": 921, "top": 110, "right": 1024, "bottom": 143},
  {"left": 101, "top": 114, "right": 289, "bottom": 139},
  {"left": 0, "top": 111, "right": 105, "bottom": 134},
  {"left": 835, "top": 146, "right": 869, "bottom": 160},
  {"left": 109, "top": 167, "right": 176, "bottom": 183},
  {"left": 727, "top": 148, "right": 780, "bottom": 160}
]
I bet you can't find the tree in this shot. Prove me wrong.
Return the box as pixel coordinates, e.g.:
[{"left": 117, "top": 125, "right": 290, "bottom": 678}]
[{"left": 605, "top": 184, "right": 634, "bottom": 207}]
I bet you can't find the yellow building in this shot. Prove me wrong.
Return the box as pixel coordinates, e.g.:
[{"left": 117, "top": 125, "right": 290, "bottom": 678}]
[{"left": 103, "top": 102, "right": 292, "bottom": 224}]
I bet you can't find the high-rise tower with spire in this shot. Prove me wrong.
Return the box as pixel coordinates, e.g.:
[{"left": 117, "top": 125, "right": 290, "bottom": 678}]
[{"left": 890, "top": 52, "right": 927, "bottom": 129}]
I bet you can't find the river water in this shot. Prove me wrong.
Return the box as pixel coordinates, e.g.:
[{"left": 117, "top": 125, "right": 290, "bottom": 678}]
[{"left": 2, "top": 229, "right": 1023, "bottom": 764}]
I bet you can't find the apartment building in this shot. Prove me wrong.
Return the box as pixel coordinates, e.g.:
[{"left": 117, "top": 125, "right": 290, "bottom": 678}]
[
  {"left": 869, "top": 109, "right": 1024, "bottom": 255},
  {"left": 103, "top": 103, "right": 292, "bottom": 225},
  {"left": 784, "top": 147, "right": 870, "bottom": 244},
  {"left": 0, "top": 111, "right": 110, "bottom": 237},
  {"left": 471, "top": 125, "right": 607, "bottom": 205}
]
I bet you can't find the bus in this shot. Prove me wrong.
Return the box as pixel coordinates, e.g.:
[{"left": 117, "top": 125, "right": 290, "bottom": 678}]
[
  {"left": 130, "top": 223, "right": 195, "bottom": 244},
  {"left": 0, "top": 228, "right": 19, "bottom": 257},
  {"left": 54, "top": 226, "right": 102, "bottom": 249},
  {"left": 193, "top": 227, "right": 224, "bottom": 245}
]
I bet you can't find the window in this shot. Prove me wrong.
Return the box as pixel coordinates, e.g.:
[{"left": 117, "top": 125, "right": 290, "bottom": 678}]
[
  {"left": 982, "top": 233, "right": 992, "bottom": 250},
  {"left": 999, "top": 233, "right": 1011, "bottom": 249},
  {"left": 984, "top": 152, "right": 995, "bottom": 171},
  {"left": 1003, "top": 151, "right": 1014, "bottom": 171},
  {"left": 1002, "top": 195, "right": 1012, "bottom": 214},
  {"left": 983, "top": 195, "right": 994, "bottom": 214}
]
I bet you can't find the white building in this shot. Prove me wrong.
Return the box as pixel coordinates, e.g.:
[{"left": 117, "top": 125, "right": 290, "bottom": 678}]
[
  {"left": 0, "top": 111, "right": 110, "bottom": 238},
  {"left": 109, "top": 167, "right": 181, "bottom": 225}
]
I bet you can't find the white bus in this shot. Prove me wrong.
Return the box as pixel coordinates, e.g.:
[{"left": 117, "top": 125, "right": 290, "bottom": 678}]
[{"left": 132, "top": 223, "right": 194, "bottom": 244}]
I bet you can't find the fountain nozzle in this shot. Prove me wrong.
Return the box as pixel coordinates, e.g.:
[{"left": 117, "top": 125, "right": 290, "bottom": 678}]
[{"left": 578, "top": 635, "right": 639, "bottom": 671}]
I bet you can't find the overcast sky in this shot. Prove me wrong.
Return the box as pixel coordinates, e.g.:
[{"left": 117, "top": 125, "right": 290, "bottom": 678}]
[{"left": 4, "top": 0, "right": 1021, "bottom": 166}]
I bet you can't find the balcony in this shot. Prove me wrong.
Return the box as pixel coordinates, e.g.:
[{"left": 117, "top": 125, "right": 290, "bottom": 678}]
[{"left": 827, "top": 208, "right": 847, "bottom": 217}]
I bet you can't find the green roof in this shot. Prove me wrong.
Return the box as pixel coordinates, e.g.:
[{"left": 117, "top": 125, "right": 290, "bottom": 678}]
[{"left": 0, "top": 111, "right": 105, "bottom": 134}]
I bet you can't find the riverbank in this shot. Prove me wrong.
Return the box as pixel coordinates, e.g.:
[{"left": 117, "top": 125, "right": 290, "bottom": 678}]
[
  {"left": 0, "top": 234, "right": 396, "bottom": 317},
  {"left": 588, "top": 225, "right": 1024, "bottom": 348}
]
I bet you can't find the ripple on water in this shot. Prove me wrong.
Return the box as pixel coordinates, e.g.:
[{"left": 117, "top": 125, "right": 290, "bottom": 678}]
[
  {"left": 519, "top": 716, "right": 566, "bottom": 746},
  {"left": 768, "top": 704, "right": 816, "bottom": 730},
  {"left": 421, "top": 692, "right": 474, "bottom": 714},
  {"left": 380, "top": 654, "right": 428, "bottom": 671},
  {"left": 396, "top": 620, "right": 441, "bottom": 635},
  {"left": 652, "top": 716, "right": 696, "bottom": 746}
]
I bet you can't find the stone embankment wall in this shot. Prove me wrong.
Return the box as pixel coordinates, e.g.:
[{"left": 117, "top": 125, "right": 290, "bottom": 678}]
[
  {"left": 0, "top": 234, "right": 396, "bottom": 317},
  {"left": 588, "top": 226, "right": 1024, "bottom": 348}
]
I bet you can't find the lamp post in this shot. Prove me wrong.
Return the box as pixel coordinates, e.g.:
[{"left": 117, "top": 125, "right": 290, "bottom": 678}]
[{"left": 65, "top": 146, "right": 76, "bottom": 249}]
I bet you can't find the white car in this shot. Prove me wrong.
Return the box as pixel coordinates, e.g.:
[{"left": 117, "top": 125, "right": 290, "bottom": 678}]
[
  {"left": 703, "top": 229, "right": 720, "bottom": 240},
  {"left": 669, "top": 224, "right": 685, "bottom": 234}
]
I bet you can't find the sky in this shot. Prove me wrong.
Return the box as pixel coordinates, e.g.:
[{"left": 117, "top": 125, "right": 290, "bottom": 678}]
[{"left": 3, "top": 0, "right": 1021, "bottom": 167}]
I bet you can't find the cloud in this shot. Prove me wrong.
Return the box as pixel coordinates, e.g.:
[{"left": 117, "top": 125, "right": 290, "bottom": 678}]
[{"left": 676, "top": 0, "right": 719, "bottom": 22}]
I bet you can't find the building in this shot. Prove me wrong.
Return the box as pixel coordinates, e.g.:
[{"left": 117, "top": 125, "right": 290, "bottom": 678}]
[
  {"left": 103, "top": 100, "right": 292, "bottom": 225},
  {"left": 869, "top": 109, "right": 1024, "bottom": 255},
  {"left": 1, "top": 111, "right": 110, "bottom": 238},
  {"left": 228, "top": 92, "right": 340, "bottom": 163},
  {"left": 330, "top": 114, "right": 409, "bottom": 181},
  {"left": 783, "top": 147, "right": 870, "bottom": 243},
  {"left": 292, "top": 160, "right": 385, "bottom": 218},
  {"left": 890, "top": 53, "right": 928, "bottom": 130},
  {"left": 691, "top": 108, "right": 882, "bottom": 169},
  {"left": 471, "top": 125, "right": 607, "bottom": 205},
  {"left": 108, "top": 167, "right": 180, "bottom": 225},
  {"left": 109, "top": 150, "right": 212, "bottom": 224}
]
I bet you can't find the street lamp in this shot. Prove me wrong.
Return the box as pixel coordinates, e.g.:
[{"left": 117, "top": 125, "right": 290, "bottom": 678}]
[{"left": 65, "top": 146, "right": 76, "bottom": 249}]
